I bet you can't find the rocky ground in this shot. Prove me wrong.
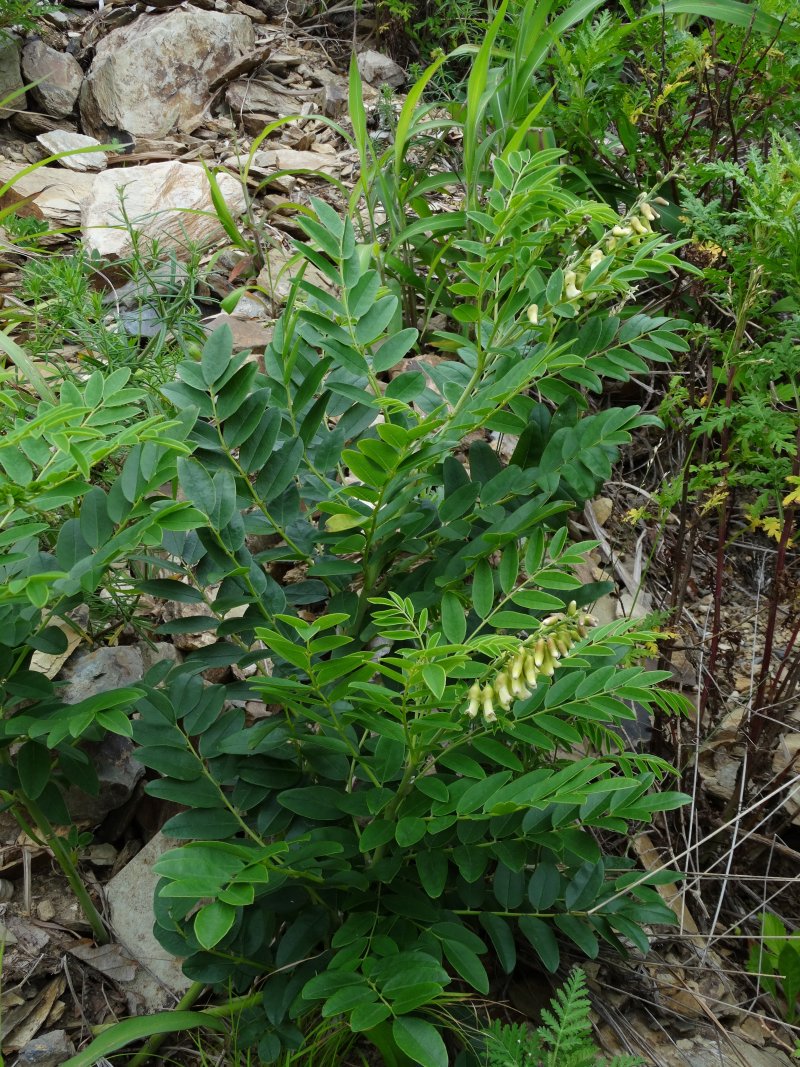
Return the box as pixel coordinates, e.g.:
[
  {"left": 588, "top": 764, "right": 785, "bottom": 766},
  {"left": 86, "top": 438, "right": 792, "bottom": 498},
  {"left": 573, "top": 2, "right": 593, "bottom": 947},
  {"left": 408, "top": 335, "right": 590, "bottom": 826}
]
[{"left": 0, "top": 3, "right": 799, "bottom": 1065}]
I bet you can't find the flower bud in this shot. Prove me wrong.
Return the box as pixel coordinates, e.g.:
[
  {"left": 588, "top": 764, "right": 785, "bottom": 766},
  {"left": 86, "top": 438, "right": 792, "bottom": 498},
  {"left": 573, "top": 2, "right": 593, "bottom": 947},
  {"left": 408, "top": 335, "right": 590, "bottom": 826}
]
[
  {"left": 495, "top": 672, "right": 513, "bottom": 709},
  {"left": 630, "top": 216, "right": 648, "bottom": 235},
  {"left": 588, "top": 248, "right": 603, "bottom": 269},
  {"left": 533, "top": 638, "right": 546, "bottom": 668},
  {"left": 511, "top": 675, "right": 531, "bottom": 699},
  {"left": 482, "top": 685, "right": 495, "bottom": 718},
  {"left": 612, "top": 225, "right": 631, "bottom": 238},
  {"left": 510, "top": 648, "right": 525, "bottom": 681},
  {"left": 466, "top": 682, "right": 481, "bottom": 718},
  {"left": 539, "top": 653, "right": 556, "bottom": 677},
  {"left": 565, "top": 282, "right": 582, "bottom": 301},
  {"left": 526, "top": 303, "right": 539, "bottom": 325},
  {"left": 523, "top": 654, "right": 538, "bottom": 686},
  {"left": 546, "top": 636, "right": 560, "bottom": 660},
  {"left": 567, "top": 600, "right": 577, "bottom": 616}
]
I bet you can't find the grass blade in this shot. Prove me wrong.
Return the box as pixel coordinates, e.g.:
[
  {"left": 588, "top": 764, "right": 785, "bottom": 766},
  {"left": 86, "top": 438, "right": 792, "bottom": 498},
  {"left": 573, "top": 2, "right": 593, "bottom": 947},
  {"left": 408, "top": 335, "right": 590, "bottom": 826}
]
[
  {"left": 61, "top": 1011, "right": 226, "bottom": 1067},
  {"left": 0, "top": 330, "right": 55, "bottom": 404}
]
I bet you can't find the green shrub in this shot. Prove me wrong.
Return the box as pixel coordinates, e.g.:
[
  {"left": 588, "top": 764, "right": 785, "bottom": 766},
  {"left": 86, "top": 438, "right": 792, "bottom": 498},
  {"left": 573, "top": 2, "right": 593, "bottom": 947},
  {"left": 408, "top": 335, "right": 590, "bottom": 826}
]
[{"left": 125, "top": 180, "right": 691, "bottom": 1062}]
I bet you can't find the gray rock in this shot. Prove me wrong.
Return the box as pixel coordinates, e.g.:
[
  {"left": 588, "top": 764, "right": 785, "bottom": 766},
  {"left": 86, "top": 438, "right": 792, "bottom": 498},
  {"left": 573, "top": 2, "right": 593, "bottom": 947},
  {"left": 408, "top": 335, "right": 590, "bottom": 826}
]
[
  {"left": 37, "top": 129, "right": 107, "bottom": 171},
  {"left": 12, "top": 110, "right": 75, "bottom": 135},
  {"left": 59, "top": 643, "right": 181, "bottom": 823},
  {"left": 672, "top": 1035, "right": 794, "bottom": 1067},
  {"left": 80, "top": 10, "right": 255, "bottom": 140},
  {"left": 0, "top": 39, "right": 26, "bottom": 120},
  {"left": 21, "top": 40, "right": 83, "bottom": 117},
  {"left": 246, "top": 0, "right": 308, "bottom": 15},
  {"left": 15, "top": 1030, "right": 74, "bottom": 1067},
  {"left": 106, "top": 832, "right": 193, "bottom": 1010},
  {"left": 60, "top": 644, "right": 147, "bottom": 704},
  {"left": 356, "top": 48, "right": 405, "bottom": 89},
  {"left": 81, "top": 160, "right": 246, "bottom": 260},
  {"left": 63, "top": 732, "right": 145, "bottom": 824}
]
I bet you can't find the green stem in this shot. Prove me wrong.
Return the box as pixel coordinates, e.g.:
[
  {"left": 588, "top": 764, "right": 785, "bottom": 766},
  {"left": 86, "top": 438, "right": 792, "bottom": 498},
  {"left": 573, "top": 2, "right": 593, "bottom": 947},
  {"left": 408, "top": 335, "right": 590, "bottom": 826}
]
[
  {"left": 15, "top": 793, "right": 108, "bottom": 944},
  {"left": 127, "top": 981, "right": 205, "bottom": 1067}
]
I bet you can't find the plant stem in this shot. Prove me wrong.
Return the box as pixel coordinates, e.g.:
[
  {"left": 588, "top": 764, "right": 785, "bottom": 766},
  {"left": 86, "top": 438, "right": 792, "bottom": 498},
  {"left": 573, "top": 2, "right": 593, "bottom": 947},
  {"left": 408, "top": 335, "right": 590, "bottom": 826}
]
[{"left": 16, "top": 793, "right": 108, "bottom": 944}]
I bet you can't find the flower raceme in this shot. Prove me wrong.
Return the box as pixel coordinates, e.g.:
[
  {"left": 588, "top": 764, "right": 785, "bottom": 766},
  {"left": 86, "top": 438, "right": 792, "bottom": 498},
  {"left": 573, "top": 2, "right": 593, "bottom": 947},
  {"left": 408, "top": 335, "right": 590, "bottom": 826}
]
[
  {"left": 524, "top": 199, "right": 663, "bottom": 324},
  {"left": 465, "top": 602, "right": 598, "bottom": 723}
]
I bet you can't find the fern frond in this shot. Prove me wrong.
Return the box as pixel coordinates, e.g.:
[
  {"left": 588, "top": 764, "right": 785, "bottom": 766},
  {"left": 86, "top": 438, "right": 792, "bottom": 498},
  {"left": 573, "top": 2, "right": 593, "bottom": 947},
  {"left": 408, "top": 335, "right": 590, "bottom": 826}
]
[
  {"left": 480, "top": 969, "right": 646, "bottom": 1067},
  {"left": 539, "top": 967, "right": 593, "bottom": 1061}
]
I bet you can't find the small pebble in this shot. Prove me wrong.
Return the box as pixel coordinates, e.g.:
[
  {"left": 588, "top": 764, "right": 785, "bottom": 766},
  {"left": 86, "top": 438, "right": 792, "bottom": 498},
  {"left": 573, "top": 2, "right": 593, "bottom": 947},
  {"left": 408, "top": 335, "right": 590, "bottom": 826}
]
[
  {"left": 85, "top": 843, "right": 117, "bottom": 866},
  {"left": 37, "top": 900, "right": 56, "bottom": 923}
]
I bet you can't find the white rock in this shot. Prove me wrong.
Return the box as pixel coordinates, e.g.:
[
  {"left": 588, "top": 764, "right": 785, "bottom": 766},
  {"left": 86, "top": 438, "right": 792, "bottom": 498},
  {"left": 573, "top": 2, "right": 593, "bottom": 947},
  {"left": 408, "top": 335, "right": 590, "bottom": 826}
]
[
  {"left": 80, "top": 10, "right": 255, "bottom": 140},
  {"left": 106, "top": 832, "right": 192, "bottom": 1011},
  {"left": 356, "top": 48, "right": 405, "bottom": 89},
  {"left": 0, "top": 162, "right": 95, "bottom": 224},
  {"left": 257, "top": 243, "right": 332, "bottom": 306},
  {"left": 37, "top": 130, "right": 107, "bottom": 171},
  {"left": 22, "top": 40, "right": 83, "bottom": 117},
  {"left": 81, "top": 160, "right": 246, "bottom": 260},
  {"left": 247, "top": 148, "right": 343, "bottom": 178}
]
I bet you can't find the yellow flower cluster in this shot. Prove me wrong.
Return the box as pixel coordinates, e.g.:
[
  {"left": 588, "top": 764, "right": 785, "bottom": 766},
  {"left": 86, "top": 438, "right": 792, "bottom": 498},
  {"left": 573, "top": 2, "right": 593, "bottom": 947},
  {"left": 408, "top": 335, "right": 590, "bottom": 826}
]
[
  {"left": 525, "top": 199, "right": 663, "bottom": 324},
  {"left": 604, "top": 200, "right": 661, "bottom": 252},
  {"left": 465, "top": 602, "right": 597, "bottom": 723}
]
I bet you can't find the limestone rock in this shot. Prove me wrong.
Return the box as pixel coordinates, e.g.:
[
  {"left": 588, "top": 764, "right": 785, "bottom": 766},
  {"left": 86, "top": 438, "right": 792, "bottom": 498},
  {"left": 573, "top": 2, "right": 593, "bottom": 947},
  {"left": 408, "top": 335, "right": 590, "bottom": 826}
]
[
  {"left": 244, "top": 147, "right": 343, "bottom": 190},
  {"left": 0, "top": 39, "right": 26, "bottom": 120},
  {"left": 63, "top": 732, "right": 145, "bottom": 824},
  {"left": 356, "top": 48, "right": 405, "bottom": 89},
  {"left": 225, "top": 79, "right": 311, "bottom": 118},
  {"left": 36, "top": 130, "right": 107, "bottom": 171},
  {"left": 21, "top": 40, "right": 83, "bottom": 117},
  {"left": 58, "top": 643, "right": 181, "bottom": 822},
  {"left": 80, "top": 10, "right": 255, "bottom": 140},
  {"left": 0, "top": 162, "right": 95, "bottom": 225},
  {"left": 81, "top": 160, "right": 246, "bottom": 260},
  {"left": 246, "top": 0, "right": 308, "bottom": 16},
  {"left": 257, "top": 242, "right": 332, "bottom": 306},
  {"left": 12, "top": 110, "right": 75, "bottom": 135},
  {"left": 203, "top": 312, "right": 273, "bottom": 351},
  {"left": 60, "top": 644, "right": 147, "bottom": 703},
  {"left": 673, "top": 1034, "right": 794, "bottom": 1067},
  {"left": 106, "top": 832, "right": 193, "bottom": 1010}
]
